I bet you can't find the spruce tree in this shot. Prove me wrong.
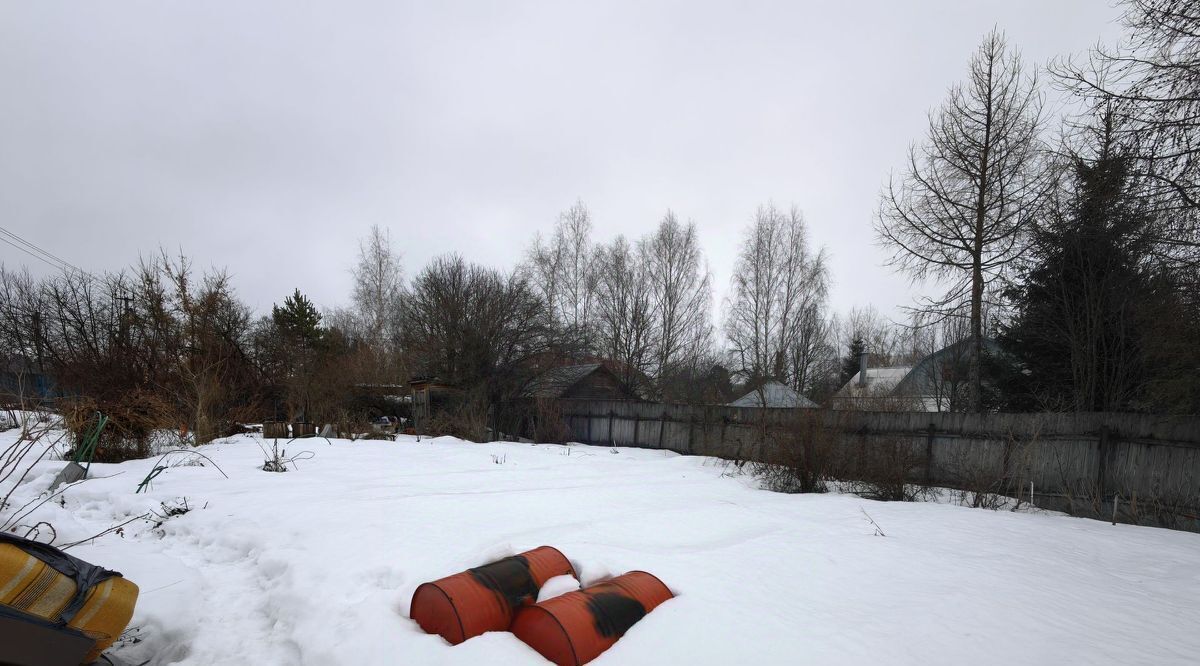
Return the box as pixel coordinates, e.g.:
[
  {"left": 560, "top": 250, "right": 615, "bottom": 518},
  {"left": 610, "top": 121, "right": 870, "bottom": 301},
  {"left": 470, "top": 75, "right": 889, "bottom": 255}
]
[
  {"left": 999, "top": 123, "right": 1158, "bottom": 411},
  {"left": 841, "top": 336, "right": 866, "bottom": 386}
]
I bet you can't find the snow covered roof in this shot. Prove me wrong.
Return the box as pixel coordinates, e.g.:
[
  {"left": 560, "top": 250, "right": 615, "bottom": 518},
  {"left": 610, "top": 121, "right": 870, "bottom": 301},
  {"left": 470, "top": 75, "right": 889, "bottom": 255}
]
[
  {"left": 835, "top": 366, "right": 913, "bottom": 398},
  {"left": 728, "top": 381, "right": 817, "bottom": 409}
]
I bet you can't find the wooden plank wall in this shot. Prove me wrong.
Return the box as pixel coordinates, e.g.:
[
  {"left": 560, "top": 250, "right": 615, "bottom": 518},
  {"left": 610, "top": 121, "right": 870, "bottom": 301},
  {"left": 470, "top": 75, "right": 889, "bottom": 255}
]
[{"left": 560, "top": 400, "right": 1200, "bottom": 530}]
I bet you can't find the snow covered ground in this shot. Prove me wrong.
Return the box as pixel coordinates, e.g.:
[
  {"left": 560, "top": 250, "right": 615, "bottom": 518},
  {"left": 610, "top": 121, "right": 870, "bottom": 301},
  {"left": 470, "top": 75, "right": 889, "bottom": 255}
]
[{"left": 4, "top": 430, "right": 1200, "bottom": 665}]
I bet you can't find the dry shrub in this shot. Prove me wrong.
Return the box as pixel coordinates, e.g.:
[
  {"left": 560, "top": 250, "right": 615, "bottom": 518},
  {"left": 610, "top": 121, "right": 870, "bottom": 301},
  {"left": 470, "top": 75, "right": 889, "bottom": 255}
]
[
  {"left": 532, "top": 398, "right": 572, "bottom": 444},
  {"left": 425, "top": 393, "right": 489, "bottom": 441},
  {"left": 62, "top": 390, "right": 176, "bottom": 463},
  {"left": 944, "top": 433, "right": 1033, "bottom": 510},
  {"left": 331, "top": 408, "right": 370, "bottom": 440},
  {"left": 751, "top": 409, "right": 842, "bottom": 494},
  {"left": 842, "top": 435, "right": 933, "bottom": 502}
]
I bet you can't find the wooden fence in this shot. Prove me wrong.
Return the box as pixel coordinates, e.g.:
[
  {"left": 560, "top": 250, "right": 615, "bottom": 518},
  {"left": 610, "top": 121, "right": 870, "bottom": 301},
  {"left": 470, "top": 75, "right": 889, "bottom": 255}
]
[{"left": 560, "top": 400, "right": 1200, "bottom": 531}]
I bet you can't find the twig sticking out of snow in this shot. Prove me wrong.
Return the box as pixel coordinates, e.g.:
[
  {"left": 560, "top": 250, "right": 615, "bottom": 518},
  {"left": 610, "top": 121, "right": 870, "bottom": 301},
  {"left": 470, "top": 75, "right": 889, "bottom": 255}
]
[
  {"left": 135, "top": 449, "right": 230, "bottom": 494},
  {"left": 59, "top": 513, "right": 150, "bottom": 550},
  {"left": 257, "top": 439, "right": 315, "bottom": 472},
  {"left": 860, "top": 507, "right": 887, "bottom": 537}
]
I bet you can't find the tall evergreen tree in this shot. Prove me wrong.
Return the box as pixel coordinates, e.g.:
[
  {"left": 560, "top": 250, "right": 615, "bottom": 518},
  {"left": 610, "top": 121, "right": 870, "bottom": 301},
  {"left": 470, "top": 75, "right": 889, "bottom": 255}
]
[
  {"left": 999, "top": 118, "right": 1161, "bottom": 411},
  {"left": 840, "top": 336, "right": 866, "bottom": 386},
  {"left": 272, "top": 288, "right": 323, "bottom": 346}
]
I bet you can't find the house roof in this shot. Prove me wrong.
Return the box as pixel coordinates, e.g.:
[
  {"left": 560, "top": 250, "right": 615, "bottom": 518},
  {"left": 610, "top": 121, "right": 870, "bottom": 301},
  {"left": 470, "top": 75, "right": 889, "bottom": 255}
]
[
  {"left": 835, "top": 366, "right": 914, "bottom": 398},
  {"left": 728, "top": 381, "right": 817, "bottom": 408},
  {"left": 522, "top": 364, "right": 605, "bottom": 399}
]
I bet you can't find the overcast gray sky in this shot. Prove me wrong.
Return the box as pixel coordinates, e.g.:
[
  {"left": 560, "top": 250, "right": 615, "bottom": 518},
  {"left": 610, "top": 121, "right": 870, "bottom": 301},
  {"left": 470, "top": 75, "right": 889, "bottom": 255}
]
[{"left": 0, "top": 1, "right": 1123, "bottom": 322}]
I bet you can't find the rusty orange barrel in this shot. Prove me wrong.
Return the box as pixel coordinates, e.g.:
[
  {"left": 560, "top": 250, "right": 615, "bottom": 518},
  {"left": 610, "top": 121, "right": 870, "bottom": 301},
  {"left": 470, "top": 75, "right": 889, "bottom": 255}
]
[
  {"left": 510, "top": 571, "right": 673, "bottom": 665},
  {"left": 410, "top": 546, "right": 575, "bottom": 644}
]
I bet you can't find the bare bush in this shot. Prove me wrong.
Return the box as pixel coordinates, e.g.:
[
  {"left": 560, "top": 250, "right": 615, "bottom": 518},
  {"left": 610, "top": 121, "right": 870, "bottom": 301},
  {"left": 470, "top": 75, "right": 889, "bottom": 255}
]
[
  {"left": 532, "top": 398, "right": 572, "bottom": 444},
  {"left": 62, "top": 391, "right": 176, "bottom": 463},
  {"left": 944, "top": 433, "right": 1035, "bottom": 510},
  {"left": 751, "top": 410, "right": 842, "bottom": 494},
  {"left": 842, "top": 435, "right": 933, "bottom": 502},
  {"left": 424, "top": 392, "right": 490, "bottom": 441}
]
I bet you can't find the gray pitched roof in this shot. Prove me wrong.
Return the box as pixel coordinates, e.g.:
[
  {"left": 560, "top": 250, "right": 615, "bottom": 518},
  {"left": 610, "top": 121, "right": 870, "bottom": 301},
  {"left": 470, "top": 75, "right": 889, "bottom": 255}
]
[
  {"left": 728, "top": 381, "right": 817, "bottom": 408},
  {"left": 522, "top": 364, "right": 603, "bottom": 399}
]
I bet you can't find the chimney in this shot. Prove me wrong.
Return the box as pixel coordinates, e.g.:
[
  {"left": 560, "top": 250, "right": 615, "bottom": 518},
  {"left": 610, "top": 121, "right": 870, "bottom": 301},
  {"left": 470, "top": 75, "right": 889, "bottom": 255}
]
[{"left": 858, "top": 350, "right": 869, "bottom": 387}]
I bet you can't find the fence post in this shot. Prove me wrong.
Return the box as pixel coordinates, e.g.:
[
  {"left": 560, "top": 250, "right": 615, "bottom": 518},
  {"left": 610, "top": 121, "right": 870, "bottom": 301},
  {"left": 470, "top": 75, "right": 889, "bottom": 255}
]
[
  {"left": 586, "top": 410, "right": 593, "bottom": 444},
  {"left": 1097, "top": 425, "right": 1110, "bottom": 499},
  {"left": 608, "top": 411, "right": 616, "bottom": 445},
  {"left": 633, "top": 414, "right": 641, "bottom": 447},
  {"left": 924, "top": 422, "right": 936, "bottom": 485},
  {"left": 658, "top": 412, "right": 667, "bottom": 449}
]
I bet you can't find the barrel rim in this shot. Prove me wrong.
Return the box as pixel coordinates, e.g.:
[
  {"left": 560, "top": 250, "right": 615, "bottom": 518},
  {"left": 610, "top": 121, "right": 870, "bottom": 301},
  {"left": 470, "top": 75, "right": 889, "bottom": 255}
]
[
  {"left": 532, "top": 545, "right": 578, "bottom": 579},
  {"left": 513, "top": 603, "right": 581, "bottom": 666},
  {"left": 410, "top": 582, "right": 465, "bottom": 645}
]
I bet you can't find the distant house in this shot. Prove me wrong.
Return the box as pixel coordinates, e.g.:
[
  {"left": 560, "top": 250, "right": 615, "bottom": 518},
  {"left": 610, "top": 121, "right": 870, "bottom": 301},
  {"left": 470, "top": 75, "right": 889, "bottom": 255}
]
[
  {"left": 727, "top": 381, "right": 817, "bottom": 409},
  {"left": 830, "top": 338, "right": 998, "bottom": 412},
  {"left": 831, "top": 365, "right": 917, "bottom": 411},
  {"left": 0, "top": 355, "right": 57, "bottom": 404},
  {"left": 894, "top": 337, "right": 1002, "bottom": 411},
  {"left": 514, "top": 363, "right": 638, "bottom": 442},
  {"left": 521, "top": 363, "right": 636, "bottom": 402}
]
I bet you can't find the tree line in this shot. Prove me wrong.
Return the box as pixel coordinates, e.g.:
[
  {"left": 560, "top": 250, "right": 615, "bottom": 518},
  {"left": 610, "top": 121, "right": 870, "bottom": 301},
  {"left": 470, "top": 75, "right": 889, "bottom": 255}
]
[
  {"left": 0, "top": 0, "right": 1196, "bottom": 456},
  {"left": 877, "top": 5, "right": 1199, "bottom": 414}
]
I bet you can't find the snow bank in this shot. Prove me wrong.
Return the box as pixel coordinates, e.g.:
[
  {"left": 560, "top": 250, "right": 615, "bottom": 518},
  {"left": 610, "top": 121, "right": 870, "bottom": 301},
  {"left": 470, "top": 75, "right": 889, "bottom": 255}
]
[
  {"left": 536, "top": 574, "right": 581, "bottom": 603},
  {"left": 2, "top": 432, "right": 1199, "bottom": 665}
]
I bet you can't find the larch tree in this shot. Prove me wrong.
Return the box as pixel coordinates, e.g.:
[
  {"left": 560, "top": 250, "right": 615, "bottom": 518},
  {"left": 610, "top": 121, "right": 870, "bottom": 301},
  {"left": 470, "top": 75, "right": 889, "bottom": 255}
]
[{"left": 876, "top": 29, "right": 1047, "bottom": 412}]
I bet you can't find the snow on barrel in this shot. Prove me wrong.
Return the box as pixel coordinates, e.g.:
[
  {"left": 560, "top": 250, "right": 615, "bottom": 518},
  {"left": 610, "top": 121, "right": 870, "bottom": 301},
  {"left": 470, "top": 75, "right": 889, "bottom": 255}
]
[
  {"left": 409, "top": 546, "right": 575, "bottom": 645},
  {"left": 510, "top": 571, "right": 673, "bottom": 665}
]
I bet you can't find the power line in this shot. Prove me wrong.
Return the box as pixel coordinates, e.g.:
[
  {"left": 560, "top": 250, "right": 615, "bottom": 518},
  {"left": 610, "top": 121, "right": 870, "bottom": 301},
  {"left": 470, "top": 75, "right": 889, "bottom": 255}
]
[
  {"left": 0, "top": 225, "right": 92, "bottom": 279},
  {"left": 0, "top": 228, "right": 71, "bottom": 269},
  {"left": 0, "top": 225, "right": 80, "bottom": 273},
  {"left": 0, "top": 235, "right": 69, "bottom": 272}
]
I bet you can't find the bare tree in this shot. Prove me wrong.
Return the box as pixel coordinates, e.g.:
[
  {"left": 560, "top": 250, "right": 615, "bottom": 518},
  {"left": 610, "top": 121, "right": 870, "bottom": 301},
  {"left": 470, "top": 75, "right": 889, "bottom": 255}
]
[
  {"left": 1054, "top": 0, "right": 1199, "bottom": 250},
  {"left": 402, "top": 254, "right": 552, "bottom": 404},
  {"left": 593, "top": 236, "right": 655, "bottom": 393},
  {"left": 351, "top": 225, "right": 404, "bottom": 348},
  {"left": 836, "top": 305, "right": 905, "bottom": 368},
  {"left": 640, "top": 211, "right": 713, "bottom": 389},
  {"left": 876, "top": 29, "right": 1047, "bottom": 411},
  {"left": 521, "top": 200, "right": 598, "bottom": 351},
  {"left": 904, "top": 309, "right": 973, "bottom": 412},
  {"left": 725, "top": 204, "right": 830, "bottom": 397}
]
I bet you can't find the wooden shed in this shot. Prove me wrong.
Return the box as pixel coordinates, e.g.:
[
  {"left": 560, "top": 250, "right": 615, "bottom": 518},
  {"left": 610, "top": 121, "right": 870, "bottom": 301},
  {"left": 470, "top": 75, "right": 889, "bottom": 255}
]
[
  {"left": 408, "top": 376, "right": 462, "bottom": 430},
  {"left": 510, "top": 364, "right": 637, "bottom": 442}
]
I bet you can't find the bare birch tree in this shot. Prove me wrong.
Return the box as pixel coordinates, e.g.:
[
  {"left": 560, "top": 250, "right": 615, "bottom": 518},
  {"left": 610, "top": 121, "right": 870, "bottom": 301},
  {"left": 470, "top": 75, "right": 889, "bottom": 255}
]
[
  {"left": 521, "top": 200, "right": 598, "bottom": 351},
  {"left": 641, "top": 211, "right": 713, "bottom": 388},
  {"left": 725, "top": 204, "right": 830, "bottom": 395},
  {"left": 351, "top": 225, "right": 404, "bottom": 347},
  {"left": 593, "top": 236, "right": 655, "bottom": 393},
  {"left": 875, "top": 29, "right": 1047, "bottom": 412}
]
